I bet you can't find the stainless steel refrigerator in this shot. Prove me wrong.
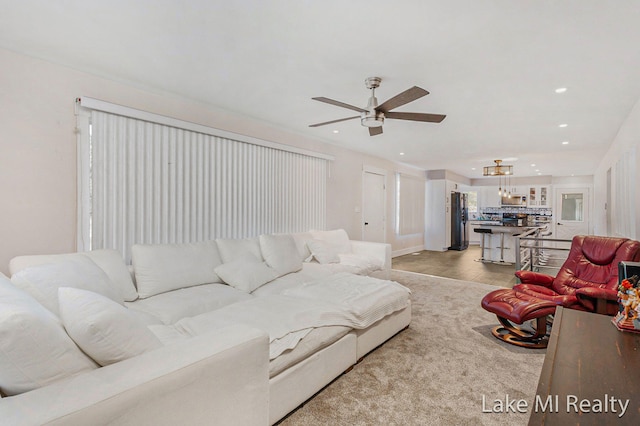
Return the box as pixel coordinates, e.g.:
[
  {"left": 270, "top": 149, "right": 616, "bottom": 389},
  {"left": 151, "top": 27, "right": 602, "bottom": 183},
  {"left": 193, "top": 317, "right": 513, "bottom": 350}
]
[{"left": 449, "top": 192, "right": 468, "bottom": 251}]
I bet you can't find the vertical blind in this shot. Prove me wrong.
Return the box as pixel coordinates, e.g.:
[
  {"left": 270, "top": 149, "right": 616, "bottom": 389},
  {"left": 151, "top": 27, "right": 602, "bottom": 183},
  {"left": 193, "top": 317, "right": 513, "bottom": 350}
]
[
  {"left": 396, "top": 173, "right": 425, "bottom": 235},
  {"left": 613, "top": 147, "right": 636, "bottom": 238},
  {"left": 86, "top": 109, "right": 329, "bottom": 262}
]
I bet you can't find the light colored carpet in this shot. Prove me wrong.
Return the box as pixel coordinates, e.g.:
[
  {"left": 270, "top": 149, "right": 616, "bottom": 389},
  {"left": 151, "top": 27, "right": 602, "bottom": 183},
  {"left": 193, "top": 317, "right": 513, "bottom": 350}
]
[{"left": 279, "top": 270, "right": 546, "bottom": 426}]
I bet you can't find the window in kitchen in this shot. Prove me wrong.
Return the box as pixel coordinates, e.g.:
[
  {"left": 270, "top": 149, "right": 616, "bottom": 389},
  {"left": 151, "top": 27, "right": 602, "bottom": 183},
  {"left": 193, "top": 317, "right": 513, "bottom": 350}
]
[{"left": 467, "top": 191, "right": 478, "bottom": 215}]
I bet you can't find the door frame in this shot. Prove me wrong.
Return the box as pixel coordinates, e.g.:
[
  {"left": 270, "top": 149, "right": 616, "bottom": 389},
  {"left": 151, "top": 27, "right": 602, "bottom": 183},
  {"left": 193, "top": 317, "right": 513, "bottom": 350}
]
[
  {"left": 361, "top": 165, "right": 387, "bottom": 242},
  {"left": 553, "top": 184, "right": 593, "bottom": 238}
]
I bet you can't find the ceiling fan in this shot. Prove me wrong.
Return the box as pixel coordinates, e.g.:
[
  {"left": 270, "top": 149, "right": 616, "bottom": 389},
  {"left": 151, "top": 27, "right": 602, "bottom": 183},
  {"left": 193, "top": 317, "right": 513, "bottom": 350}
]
[{"left": 309, "top": 77, "right": 446, "bottom": 136}]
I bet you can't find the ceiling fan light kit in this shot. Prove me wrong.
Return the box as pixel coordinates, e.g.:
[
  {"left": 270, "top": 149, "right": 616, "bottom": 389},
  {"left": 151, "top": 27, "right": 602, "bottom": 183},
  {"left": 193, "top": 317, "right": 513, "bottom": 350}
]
[{"left": 310, "top": 76, "right": 446, "bottom": 136}]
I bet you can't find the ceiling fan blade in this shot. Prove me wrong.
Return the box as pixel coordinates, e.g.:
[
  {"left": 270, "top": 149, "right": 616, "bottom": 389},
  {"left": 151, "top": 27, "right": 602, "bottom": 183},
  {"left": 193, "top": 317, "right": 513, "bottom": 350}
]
[
  {"left": 309, "top": 116, "right": 360, "bottom": 127},
  {"left": 376, "top": 86, "right": 429, "bottom": 113},
  {"left": 369, "top": 126, "right": 383, "bottom": 136},
  {"left": 385, "top": 111, "right": 446, "bottom": 123},
  {"left": 312, "top": 97, "right": 368, "bottom": 113}
]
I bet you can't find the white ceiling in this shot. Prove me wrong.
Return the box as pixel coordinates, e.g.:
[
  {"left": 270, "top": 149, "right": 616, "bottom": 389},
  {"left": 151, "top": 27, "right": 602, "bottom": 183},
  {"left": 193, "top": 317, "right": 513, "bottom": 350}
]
[{"left": 2, "top": 1, "right": 640, "bottom": 179}]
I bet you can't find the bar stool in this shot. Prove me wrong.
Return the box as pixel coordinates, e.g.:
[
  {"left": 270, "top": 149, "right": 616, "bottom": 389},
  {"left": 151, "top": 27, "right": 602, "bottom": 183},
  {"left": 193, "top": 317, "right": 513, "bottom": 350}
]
[
  {"left": 496, "top": 231, "right": 507, "bottom": 263},
  {"left": 474, "top": 228, "right": 492, "bottom": 262}
]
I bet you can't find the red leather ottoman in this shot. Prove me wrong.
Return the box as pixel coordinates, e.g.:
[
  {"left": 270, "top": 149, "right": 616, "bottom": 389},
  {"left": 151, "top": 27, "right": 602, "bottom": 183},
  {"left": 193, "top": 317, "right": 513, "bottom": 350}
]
[{"left": 481, "top": 288, "right": 558, "bottom": 348}]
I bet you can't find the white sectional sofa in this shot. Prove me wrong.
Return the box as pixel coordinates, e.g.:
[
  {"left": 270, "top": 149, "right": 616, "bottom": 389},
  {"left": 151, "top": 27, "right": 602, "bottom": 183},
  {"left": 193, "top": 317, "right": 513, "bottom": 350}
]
[{"left": 0, "top": 229, "right": 411, "bottom": 425}]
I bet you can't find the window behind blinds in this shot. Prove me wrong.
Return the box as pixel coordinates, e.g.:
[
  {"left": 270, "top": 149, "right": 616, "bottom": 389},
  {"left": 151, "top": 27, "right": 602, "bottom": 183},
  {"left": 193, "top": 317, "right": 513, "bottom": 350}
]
[
  {"left": 77, "top": 101, "right": 330, "bottom": 262},
  {"left": 396, "top": 173, "right": 425, "bottom": 235}
]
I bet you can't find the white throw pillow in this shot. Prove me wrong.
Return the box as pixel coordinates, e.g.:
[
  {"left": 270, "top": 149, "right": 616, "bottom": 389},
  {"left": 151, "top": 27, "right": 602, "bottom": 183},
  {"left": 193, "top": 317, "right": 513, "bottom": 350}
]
[
  {"left": 58, "top": 287, "right": 162, "bottom": 366},
  {"left": 259, "top": 234, "right": 303, "bottom": 277},
  {"left": 215, "top": 237, "right": 263, "bottom": 263},
  {"left": 306, "top": 239, "right": 341, "bottom": 264},
  {"left": 132, "top": 240, "right": 223, "bottom": 299},
  {"left": 290, "top": 232, "right": 313, "bottom": 262},
  {"left": 11, "top": 256, "right": 124, "bottom": 316},
  {"left": 214, "top": 261, "right": 279, "bottom": 293},
  {"left": 9, "top": 251, "right": 135, "bottom": 302},
  {"left": 84, "top": 249, "right": 138, "bottom": 302},
  {"left": 310, "top": 229, "right": 352, "bottom": 254},
  {"left": 0, "top": 274, "right": 97, "bottom": 396}
]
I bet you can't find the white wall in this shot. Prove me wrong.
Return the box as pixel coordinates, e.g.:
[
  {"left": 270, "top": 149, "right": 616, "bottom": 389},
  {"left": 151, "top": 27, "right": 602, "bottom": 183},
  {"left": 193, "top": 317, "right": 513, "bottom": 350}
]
[
  {"left": 593, "top": 96, "right": 640, "bottom": 238},
  {"left": 0, "top": 48, "right": 424, "bottom": 274}
]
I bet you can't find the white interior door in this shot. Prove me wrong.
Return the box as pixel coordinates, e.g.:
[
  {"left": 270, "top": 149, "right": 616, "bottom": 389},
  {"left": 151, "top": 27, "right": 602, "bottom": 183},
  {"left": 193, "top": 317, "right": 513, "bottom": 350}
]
[
  {"left": 362, "top": 171, "right": 386, "bottom": 243},
  {"left": 555, "top": 187, "right": 590, "bottom": 240}
]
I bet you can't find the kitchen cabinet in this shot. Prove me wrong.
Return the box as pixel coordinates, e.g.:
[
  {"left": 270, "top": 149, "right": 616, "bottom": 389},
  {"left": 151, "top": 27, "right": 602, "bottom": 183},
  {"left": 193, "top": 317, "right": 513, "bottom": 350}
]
[
  {"left": 527, "top": 185, "right": 550, "bottom": 208},
  {"left": 477, "top": 186, "right": 501, "bottom": 208}
]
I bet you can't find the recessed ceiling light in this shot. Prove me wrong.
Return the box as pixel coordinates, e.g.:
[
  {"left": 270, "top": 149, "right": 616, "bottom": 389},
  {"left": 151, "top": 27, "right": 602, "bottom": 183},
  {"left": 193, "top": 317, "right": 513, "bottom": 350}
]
[
  {"left": 471, "top": 167, "right": 476, "bottom": 170},
  {"left": 332, "top": 130, "right": 339, "bottom": 134},
  {"left": 399, "top": 152, "right": 405, "bottom": 156},
  {"left": 538, "top": 172, "right": 542, "bottom": 175},
  {"left": 555, "top": 87, "right": 567, "bottom": 93},
  {"left": 530, "top": 163, "right": 536, "bottom": 167},
  {"left": 559, "top": 123, "right": 568, "bottom": 128},
  {"left": 536, "top": 169, "right": 540, "bottom": 172},
  {"left": 562, "top": 141, "right": 569, "bottom": 145}
]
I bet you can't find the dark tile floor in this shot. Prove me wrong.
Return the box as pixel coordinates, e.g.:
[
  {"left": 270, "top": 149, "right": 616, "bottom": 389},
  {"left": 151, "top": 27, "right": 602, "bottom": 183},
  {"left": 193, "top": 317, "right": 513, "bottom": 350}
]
[{"left": 392, "top": 245, "right": 519, "bottom": 288}]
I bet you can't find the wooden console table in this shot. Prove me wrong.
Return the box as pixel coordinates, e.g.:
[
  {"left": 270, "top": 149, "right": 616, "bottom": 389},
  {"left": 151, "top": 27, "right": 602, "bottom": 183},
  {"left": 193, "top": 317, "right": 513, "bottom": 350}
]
[{"left": 528, "top": 307, "right": 640, "bottom": 425}]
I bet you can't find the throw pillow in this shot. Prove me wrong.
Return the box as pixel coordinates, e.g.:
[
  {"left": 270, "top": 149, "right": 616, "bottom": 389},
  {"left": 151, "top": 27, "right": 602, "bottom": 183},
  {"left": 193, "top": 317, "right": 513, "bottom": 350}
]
[
  {"left": 58, "top": 287, "right": 162, "bottom": 366},
  {"left": 306, "top": 239, "right": 341, "bottom": 264},
  {"left": 83, "top": 249, "right": 138, "bottom": 302},
  {"left": 259, "top": 234, "right": 303, "bottom": 276},
  {"left": 214, "top": 261, "right": 279, "bottom": 293},
  {"left": 0, "top": 274, "right": 97, "bottom": 396},
  {"left": 11, "top": 256, "right": 124, "bottom": 316},
  {"left": 215, "top": 237, "right": 263, "bottom": 263},
  {"left": 310, "top": 229, "right": 352, "bottom": 254}
]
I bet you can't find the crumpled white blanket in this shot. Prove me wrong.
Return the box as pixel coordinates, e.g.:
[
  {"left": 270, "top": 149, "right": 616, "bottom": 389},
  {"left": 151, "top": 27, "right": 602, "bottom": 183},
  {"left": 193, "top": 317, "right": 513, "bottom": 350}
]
[
  {"left": 282, "top": 272, "right": 411, "bottom": 327},
  {"left": 159, "top": 273, "right": 410, "bottom": 360}
]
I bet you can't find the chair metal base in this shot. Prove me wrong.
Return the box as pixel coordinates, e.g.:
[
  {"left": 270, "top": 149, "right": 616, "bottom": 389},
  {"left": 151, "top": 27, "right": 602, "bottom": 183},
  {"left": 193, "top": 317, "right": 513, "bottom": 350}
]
[{"left": 490, "top": 315, "right": 551, "bottom": 349}]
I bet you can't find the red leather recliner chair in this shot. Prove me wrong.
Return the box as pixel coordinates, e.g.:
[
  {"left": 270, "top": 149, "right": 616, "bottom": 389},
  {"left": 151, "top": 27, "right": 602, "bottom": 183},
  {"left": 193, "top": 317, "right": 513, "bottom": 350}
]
[
  {"left": 515, "top": 235, "right": 640, "bottom": 315},
  {"left": 482, "top": 235, "right": 640, "bottom": 348}
]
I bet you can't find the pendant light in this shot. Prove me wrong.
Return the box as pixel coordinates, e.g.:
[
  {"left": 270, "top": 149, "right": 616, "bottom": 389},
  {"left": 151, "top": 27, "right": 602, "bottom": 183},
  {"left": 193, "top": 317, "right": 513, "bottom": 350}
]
[{"left": 483, "top": 159, "right": 514, "bottom": 198}]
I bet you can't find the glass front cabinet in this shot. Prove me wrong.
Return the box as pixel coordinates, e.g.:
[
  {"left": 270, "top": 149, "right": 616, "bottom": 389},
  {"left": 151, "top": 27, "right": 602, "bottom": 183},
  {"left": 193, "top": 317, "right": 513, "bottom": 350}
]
[{"left": 528, "top": 185, "right": 550, "bottom": 208}]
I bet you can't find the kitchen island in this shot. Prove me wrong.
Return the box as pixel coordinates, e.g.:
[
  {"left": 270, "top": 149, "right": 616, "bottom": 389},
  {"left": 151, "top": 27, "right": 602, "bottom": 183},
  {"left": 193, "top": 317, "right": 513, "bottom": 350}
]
[{"left": 473, "top": 223, "right": 541, "bottom": 264}]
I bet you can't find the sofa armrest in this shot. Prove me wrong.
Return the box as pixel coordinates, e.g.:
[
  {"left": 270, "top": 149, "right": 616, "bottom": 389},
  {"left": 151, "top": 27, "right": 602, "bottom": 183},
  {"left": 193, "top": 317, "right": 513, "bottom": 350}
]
[
  {"left": 350, "top": 240, "right": 392, "bottom": 272},
  {"left": 0, "top": 325, "right": 269, "bottom": 426},
  {"left": 515, "top": 270, "right": 555, "bottom": 287}
]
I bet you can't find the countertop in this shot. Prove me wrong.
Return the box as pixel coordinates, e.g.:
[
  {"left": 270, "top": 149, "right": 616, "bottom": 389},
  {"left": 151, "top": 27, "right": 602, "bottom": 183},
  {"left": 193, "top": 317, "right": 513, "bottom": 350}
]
[{"left": 472, "top": 224, "right": 543, "bottom": 235}]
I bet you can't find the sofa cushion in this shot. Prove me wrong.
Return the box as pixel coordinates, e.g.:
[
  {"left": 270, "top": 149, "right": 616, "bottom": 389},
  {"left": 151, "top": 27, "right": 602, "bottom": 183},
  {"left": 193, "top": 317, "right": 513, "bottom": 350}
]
[
  {"left": 310, "top": 229, "right": 352, "bottom": 254},
  {"left": 84, "top": 249, "right": 138, "bottom": 302},
  {"left": 215, "top": 261, "right": 279, "bottom": 293},
  {"left": 0, "top": 274, "right": 97, "bottom": 396},
  {"left": 259, "top": 234, "right": 303, "bottom": 276},
  {"left": 11, "top": 256, "right": 124, "bottom": 316},
  {"left": 58, "top": 287, "right": 162, "bottom": 366},
  {"left": 290, "top": 232, "right": 313, "bottom": 262},
  {"left": 306, "top": 239, "right": 341, "bottom": 264},
  {"left": 269, "top": 325, "right": 351, "bottom": 378},
  {"left": 215, "top": 237, "right": 263, "bottom": 263},
  {"left": 9, "top": 250, "right": 136, "bottom": 302},
  {"left": 126, "top": 283, "right": 254, "bottom": 325},
  {"left": 131, "top": 240, "right": 223, "bottom": 299}
]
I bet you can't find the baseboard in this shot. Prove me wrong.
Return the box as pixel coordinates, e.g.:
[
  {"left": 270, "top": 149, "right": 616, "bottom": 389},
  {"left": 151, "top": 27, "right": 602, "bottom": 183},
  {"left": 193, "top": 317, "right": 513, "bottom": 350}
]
[{"left": 392, "top": 245, "right": 425, "bottom": 258}]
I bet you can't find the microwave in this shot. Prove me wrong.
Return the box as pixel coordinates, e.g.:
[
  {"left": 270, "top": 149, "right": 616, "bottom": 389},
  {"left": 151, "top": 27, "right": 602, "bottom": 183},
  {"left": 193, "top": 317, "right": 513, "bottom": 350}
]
[{"left": 501, "top": 194, "right": 527, "bottom": 206}]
